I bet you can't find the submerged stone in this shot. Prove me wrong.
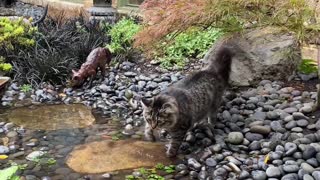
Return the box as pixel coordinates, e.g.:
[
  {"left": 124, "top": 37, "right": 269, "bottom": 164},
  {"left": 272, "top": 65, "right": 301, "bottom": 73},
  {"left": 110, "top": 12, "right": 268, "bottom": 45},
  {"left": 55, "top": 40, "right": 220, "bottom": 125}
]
[
  {"left": 66, "top": 140, "right": 175, "bottom": 173},
  {"left": 8, "top": 104, "right": 95, "bottom": 130}
]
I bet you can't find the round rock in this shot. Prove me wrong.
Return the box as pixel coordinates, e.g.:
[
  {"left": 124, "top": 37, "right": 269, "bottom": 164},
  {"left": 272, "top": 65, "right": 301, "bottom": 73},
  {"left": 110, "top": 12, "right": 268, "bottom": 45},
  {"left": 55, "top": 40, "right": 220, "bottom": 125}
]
[
  {"left": 252, "top": 170, "right": 267, "bottom": 180},
  {"left": 266, "top": 166, "right": 281, "bottom": 178},
  {"left": 227, "top": 132, "right": 244, "bottom": 145}
]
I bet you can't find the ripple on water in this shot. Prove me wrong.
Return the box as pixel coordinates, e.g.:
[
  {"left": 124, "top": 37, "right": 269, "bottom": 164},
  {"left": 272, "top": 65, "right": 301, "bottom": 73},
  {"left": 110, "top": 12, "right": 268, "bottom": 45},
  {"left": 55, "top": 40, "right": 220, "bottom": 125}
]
[{"left": 8, "top": 104, "right": 95, "bottom": 130}]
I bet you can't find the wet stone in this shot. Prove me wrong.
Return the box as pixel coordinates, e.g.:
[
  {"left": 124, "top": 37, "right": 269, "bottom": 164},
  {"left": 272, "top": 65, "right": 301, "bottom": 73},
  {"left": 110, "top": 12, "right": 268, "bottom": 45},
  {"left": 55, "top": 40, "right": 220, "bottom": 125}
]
[
  {"left": 176, "top": 164, "right": 187, "bottom": 171},
  {"left": 239, "top": 170, "right": 250, "bottom": 179},
  {"left": 301, "top": 162, "right": 315, "bottom": 174},
  {"left": 281, "top": 173, "right": 299, "bottom": 180},
  {"left": 267, "top": 111, "right": 280, "bottom": 120},
  {"left": 227, "top": 132, "right": 244, "bottom": 145},
  {"left": 266, "top": 166, "right": 281, "bottom": 178},
  {"left": 284, "top": 107, "right": 298, "bottom": 114},
  {"left": 251, "top": 170, "right": 267, "bottom": 180},
  {"left": 283, "top": 164, "right": 299, "bottom": 173},
  {"left": 0, "top": 145, "right": 9, "bottom": 154},
  {"left": 188, "top": 158, "right": 201, "bottom": 170},
  {"left": 205, "top": 157, "right": 217, "bottom": 167},
  {"left": 55, "top": 168, "right": 71, "bottom": 175},
  {"left": 250, "top": 125, "right": 271, "bottom": 135},
  {"left": 245, "top": 132, "right": 264, "bottom": 142},
  {"left": 296, "top": 119, "right": 309, "bottom": 127},
  {"left": 285, "top": 121, "right": 297, "bottom": 129},
  {"left": 303, "top": 146, "right": 317, "bottom": 160},
  {"left": 303, "top": 174, "right": 315, "bottom": 180},
  {"left": 292, "top": 112, "right": 308, "bottom": 120},
  {"left": 313, "top": 171, "right": 320, "bottom": 180},
  {"left": 214, "top": 167, "right": 228, "bottom": 177}
]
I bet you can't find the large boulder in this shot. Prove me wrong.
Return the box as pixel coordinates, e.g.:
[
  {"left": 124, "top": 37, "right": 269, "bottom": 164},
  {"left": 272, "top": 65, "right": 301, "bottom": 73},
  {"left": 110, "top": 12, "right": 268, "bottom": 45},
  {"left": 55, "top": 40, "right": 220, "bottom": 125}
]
[{"left": 205, "top": 27, "right": 301, "bottom": 86}]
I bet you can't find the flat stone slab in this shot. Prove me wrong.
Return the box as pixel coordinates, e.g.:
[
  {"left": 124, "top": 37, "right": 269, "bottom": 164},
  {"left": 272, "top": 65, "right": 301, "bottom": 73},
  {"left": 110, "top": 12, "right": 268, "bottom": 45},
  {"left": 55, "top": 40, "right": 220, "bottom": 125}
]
[
  {"left": 66, "top": 140, "right": 175, "bottom": 173},
  {"left": 8, "top": 104, "right": 95, "bottom": 130}
]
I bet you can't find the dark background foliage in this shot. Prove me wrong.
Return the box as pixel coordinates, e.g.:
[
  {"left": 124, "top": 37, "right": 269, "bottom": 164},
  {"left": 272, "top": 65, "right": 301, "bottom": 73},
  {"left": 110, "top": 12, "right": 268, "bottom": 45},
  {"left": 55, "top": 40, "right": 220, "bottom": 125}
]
[{"left": 5, "top": 17, "right": 110, "bottom": 86}]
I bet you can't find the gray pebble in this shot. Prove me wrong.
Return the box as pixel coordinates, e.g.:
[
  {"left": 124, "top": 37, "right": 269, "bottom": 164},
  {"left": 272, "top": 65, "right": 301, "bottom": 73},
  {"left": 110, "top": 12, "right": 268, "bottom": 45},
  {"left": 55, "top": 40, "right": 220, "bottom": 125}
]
[
  {"left": 281, "top": 173, "right": 299, "bottom": 180},
  {"left": 303, "top": 146, "right": 317, "bottom": 160},
  {"left": 252, "top": 170, "right": 267, "bottom": 180},
  {"left": 313, "top": 171, "right": 320, "bottom": 180},
  {"left": 266, "top": 166, "right": 281, "bottom": 178},
  {"left": 227, "top": 132, "right": 244, "bottom": 145},
  {"left": 283, "top": 164, "right": 299, "bottom": 173}
]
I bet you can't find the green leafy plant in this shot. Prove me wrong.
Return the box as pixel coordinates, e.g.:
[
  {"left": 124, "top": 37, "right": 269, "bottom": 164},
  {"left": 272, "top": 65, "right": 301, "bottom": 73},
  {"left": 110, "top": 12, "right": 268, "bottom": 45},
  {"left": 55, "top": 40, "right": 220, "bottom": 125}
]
[
  {"left": 0, "top": 63, "right": 12, "bottom": 72},
  {"left": 298, "top": 59, "right": 317, "bottom": 74},
  {"left": 0, "top": 56, "right": 12, "bottom": 72},
  {"left": 0, "top": 56, "right": 12, "bottom": 73},
  {"left": 157, "top": 27, "right": 223, "bottom": 68},
  {"left": 111, "top": 133, "right": 123, "bottom": 141},
  {"left": 107, "top": 18, "right": 141, "bottom": 61},
  {"left": 0, "top": 17, "right": 37, "bottom": 50},
  {"left": 9, "top": 161, "right": 28, "bottom": 170},
  {"left": 20, "top": 84, "right": 32, "bottom": 93},
  {"left": 163, "top": 165, "right": 175, "bottom": 174},
  {"left": 147, "top": 174, "right": 165, "bottom": 180},
  {"left": 155, "top": 163, "right": 175, "bottom": 174},
  {"left": 0, "top": 166, "right": 20, "bottom": 180},
  {"left": 47, "top": 158, "right": 57, "bottom": 165},
  {"left": 126, "top": 163, "right": 175, "bottom": 180},
  {"left": 155, "top": 163, "right": 165, "bottom": 170},
  {"left": 138, "top": 167, "right": 148, "bottom": 175}
]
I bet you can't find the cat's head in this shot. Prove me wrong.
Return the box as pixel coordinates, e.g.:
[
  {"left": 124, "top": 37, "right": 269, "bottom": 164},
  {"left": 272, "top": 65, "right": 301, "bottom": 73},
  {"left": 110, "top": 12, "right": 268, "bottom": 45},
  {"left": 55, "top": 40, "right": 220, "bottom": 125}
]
[{"left": 141, "top": 95, "right": 179, "bottom": 130}]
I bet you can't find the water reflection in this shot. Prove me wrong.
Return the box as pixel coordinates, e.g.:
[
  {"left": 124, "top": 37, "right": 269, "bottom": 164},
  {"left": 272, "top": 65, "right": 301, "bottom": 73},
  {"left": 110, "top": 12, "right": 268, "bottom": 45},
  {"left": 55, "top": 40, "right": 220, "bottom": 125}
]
[{"left": 8, "top": 104, "right": 95, "bottom": 130}]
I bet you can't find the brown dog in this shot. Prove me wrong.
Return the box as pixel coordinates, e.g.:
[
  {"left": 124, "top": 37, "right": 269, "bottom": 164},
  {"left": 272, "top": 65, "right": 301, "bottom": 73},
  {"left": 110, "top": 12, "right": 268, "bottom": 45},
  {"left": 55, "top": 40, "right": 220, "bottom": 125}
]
[{"left": 71, "top": 47, "right": 112, "bottom": 87}]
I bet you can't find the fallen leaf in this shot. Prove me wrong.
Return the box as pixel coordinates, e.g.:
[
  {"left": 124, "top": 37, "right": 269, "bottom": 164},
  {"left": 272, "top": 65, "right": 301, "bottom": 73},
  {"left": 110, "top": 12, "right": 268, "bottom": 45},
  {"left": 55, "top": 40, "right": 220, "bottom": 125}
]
[
  {"left": 0, "top": 155, "right": 8, "bottom": 160},
  {"left": 264, "top": 154, "right": 270, "bottom": 164}
]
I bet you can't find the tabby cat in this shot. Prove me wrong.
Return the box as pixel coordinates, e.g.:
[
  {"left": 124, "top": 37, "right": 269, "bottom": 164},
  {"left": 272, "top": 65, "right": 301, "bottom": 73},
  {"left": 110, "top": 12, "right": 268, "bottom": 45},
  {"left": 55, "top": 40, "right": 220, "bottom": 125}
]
[{"left": 141, "top": 44, "right": 233, "bottom": 157}]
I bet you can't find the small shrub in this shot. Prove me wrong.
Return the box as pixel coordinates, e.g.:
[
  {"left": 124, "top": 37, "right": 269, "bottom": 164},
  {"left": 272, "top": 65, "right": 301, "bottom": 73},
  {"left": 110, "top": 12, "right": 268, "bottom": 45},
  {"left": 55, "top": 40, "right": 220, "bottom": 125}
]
[
  {"left": 0, "top": 17, "right": 37, "bottom": 51},
  {"left": 0, "top": 63, "right": 12, "bottom": 72},
  {"left": 157, "top": 27, "right": 223, "bottom": 68},
  {"left": 298, "top": 59, "right": 318, "bottom": 74},
  {"left": 20, "top": 84, "right": 32, "bottom": 93},
  {"left": 107, "top": 18, "right": 141, "bottom": 61},
  {"left": 0, "top": 56, "right": 12, "bottom": 72}
]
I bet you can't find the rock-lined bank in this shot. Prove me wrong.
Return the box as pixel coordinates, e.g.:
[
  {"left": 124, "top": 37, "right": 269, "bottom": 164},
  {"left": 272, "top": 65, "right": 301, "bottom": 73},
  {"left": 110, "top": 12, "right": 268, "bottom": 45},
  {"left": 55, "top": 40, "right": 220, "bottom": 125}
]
[{"left": 1, "top": 59, "right": 320, "bottom": 179}]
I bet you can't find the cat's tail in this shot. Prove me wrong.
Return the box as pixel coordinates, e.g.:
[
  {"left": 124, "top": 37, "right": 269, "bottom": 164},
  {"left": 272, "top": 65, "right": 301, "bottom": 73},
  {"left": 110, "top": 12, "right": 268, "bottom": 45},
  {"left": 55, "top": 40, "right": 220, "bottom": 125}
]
[{"left": 206, "top": 45, "right": 234, "bottom": 82}]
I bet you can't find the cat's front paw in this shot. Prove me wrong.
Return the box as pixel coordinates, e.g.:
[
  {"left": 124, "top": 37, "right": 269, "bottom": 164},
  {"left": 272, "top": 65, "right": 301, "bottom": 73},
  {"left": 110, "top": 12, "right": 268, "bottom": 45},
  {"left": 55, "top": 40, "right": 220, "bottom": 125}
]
[
  {"left": 145, "top": 134, "right": 156, "bottom": 142},
  {"left": 166, "top": 148, "right": 178, "bottom": 158}
]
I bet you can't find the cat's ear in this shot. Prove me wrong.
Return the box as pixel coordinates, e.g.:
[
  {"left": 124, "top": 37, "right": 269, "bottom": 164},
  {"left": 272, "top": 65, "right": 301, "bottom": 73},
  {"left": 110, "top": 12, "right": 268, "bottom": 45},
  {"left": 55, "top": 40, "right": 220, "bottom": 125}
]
[{"left": 141, "top": 97, "right": 154, "bottom": 108}]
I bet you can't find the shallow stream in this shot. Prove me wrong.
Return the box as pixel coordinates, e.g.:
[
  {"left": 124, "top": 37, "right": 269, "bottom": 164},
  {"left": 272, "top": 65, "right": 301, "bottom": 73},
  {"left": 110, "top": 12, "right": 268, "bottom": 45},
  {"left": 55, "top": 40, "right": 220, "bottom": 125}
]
[{"left": 0, "top": 104, "right": 175, "bottom": 179}]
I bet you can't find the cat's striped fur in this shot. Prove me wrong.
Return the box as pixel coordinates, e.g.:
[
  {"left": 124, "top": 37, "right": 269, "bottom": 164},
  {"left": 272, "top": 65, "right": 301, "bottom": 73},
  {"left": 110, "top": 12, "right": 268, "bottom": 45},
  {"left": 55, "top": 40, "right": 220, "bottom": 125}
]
[{"left": 141, "top": 44, "right": 234, "bottom": 157}]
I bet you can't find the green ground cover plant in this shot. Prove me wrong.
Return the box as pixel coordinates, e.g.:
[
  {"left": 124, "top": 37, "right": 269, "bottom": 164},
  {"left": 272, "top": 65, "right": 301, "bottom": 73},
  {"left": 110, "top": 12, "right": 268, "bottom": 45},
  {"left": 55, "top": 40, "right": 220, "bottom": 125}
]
[{"left": 107, "top": 18, "right": 141, "bottom": 62}]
